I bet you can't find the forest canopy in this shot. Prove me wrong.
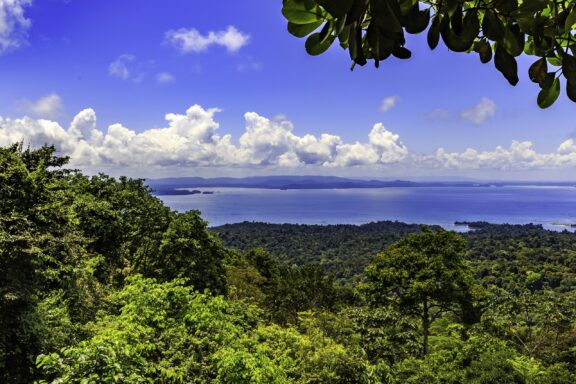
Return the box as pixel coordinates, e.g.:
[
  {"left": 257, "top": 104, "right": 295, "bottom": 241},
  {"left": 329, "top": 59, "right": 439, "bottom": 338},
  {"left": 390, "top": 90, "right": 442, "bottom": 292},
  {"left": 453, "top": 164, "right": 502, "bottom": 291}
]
[{"left": 1, "top": 143, "right": 576, "bottom": 383}]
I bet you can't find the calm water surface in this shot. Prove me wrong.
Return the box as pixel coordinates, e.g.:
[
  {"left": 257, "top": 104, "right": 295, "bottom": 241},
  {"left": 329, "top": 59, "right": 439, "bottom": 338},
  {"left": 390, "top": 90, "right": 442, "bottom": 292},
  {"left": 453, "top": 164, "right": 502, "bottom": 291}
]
[{"left": 157, "top": 186, "right": 576, "bottom": 231}]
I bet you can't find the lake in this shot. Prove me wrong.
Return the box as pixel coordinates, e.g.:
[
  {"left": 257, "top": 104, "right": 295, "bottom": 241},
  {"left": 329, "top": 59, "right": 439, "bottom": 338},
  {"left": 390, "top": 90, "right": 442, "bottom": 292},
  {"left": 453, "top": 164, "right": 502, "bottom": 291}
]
[{"left": 157, "top": 186, "right": 576, "bottom": 231}]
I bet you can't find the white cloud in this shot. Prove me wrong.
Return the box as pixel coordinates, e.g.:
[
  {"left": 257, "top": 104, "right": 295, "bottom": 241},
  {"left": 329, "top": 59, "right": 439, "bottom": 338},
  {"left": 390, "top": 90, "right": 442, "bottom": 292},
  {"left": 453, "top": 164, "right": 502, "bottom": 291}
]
[
  {"left": 18, "top": 93, "right": 64, "bottom": 119},
  {"left": 109, "top": 54, "right": 135, "bottom": 80},
  {"left": 156, "top": 72, "right": 175, "bottom": 84},
  {"left": 165, "top": 26, "right": 250, "bottom": 54},
  {"left": 2, "top": 104, "right": 576, "bottom": 175},
  {"left": 380, "top": 96, "right": 399, "bottom": 112},
  {"left": 460, "top": 97, "right": 497, "bottom": 125},
  {"left": 0, "top": 0, "right": 32, "bottom": 53}
]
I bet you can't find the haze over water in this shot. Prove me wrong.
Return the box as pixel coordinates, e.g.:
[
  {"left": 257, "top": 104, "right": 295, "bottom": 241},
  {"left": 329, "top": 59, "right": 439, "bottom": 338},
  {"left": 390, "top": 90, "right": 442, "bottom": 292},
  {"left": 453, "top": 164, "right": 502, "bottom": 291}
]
[{"left": 157, "top": 186, "right": 576, "bottom": 231}]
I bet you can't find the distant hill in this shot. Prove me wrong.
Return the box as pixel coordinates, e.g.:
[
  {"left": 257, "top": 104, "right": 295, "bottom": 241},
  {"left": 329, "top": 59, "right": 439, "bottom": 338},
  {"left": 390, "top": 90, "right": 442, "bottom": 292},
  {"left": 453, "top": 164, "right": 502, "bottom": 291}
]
[{"left": 146, "top": 175, "right": 576, "bottom": 195}]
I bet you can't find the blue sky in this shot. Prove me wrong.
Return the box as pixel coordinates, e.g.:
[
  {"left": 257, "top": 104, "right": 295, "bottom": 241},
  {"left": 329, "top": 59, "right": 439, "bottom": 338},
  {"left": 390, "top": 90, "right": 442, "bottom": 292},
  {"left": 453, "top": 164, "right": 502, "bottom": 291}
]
[{"left": 0, "top": 0, "right": 575, "bottom": 180}]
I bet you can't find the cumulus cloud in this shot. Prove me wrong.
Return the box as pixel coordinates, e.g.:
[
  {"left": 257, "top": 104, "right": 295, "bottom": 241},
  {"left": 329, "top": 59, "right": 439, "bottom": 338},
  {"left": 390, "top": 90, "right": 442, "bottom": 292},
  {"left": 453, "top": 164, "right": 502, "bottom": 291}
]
[
  {"left": 18, "top": 93, "right": 64, "bottom": 119},
  {"left": 460, "top": 97, "right": 497, "bottom": 125},
  {"left": 165, "top": 26, "right": 250, "bottom": 54},
  {"left": 380, "top": 96, "right": 399, "bottom": 113},
  {"left": 156, "top": 72, "right": 175, "bottom": 84},
  {"left": 2, "top": 104, "right": 576, "bottom": 174},
  {"left": 0, "top": 105, "right": 407, "bottom": 170},
  {"left": 0, "top": 0, "right": 32, "bottom": 53}
]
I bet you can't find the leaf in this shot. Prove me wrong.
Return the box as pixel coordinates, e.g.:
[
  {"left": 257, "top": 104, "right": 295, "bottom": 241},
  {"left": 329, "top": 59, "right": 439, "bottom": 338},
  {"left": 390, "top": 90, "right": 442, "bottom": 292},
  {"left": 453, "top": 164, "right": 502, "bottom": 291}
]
[
  {"left": 288, "top": 20, "right": 324, "bottom": 37},
  {"left": 537, "top": 76, "right": 560, "bottom": 108},
  {"left": 502, "top": 25, "right": 524, "bottom": 56},
  {"left": 567, "top": 79, "right": 576, "bottom": 102},
  {"left": 494, "top": 43, "right": 519, "bottom": 85},
  {"left": 399, "top": 0, "right": 418, "bottom": 16},
  {"left": 405, "top": 7, "right": 430, "bottom": 34},
  {"left": 305, "top": 32, "right": 335, "bottom": 55},
  {"left": 346, "top": 0, "right": 368, "bottom": 23},
  {"left": 547, "top": 56, "right": 562, "bottom": 67},
  {"left": 495, "top": 0, "right": 518, "bottom": 13},
  {"left": 318, "top": 20, "right": 334, "bottom": 42},
  {"left": 367, "top": 23, "right": 394, "bottom": 60},
  {"left": 393, "top": 46, "right": 412, "bottom": 59},
  {"left": 482, "top": 10, "right": 505, "bottom": 41},
  {"left": 427, "top": 16, "right": 441, "bottom": 49},
  {"left": 566, "top": 8, "right": 576, "bottom": 34},
  {"left": 451, "top": 6, "right": 463, "bottom": 35},
  {"left": 562, "top": 54, "right": 576, "bottom": 83},
  {"left": 528, "top": 57, "right": 547, "bottom": 84},
  {"left": 512, "top": 0, "right": 547, "bottom": 18},
  {"left": 441, "top": 9, "right": 479, "bottom": 52},
  {"left": 316, "top": 0, "right": 355, "bottom": 18},
  {"left": 282, "top": 0, "right": 323, "bottom": 24},
  {"left": 476, "top": 40, "right": 492, "bottom": 63}
]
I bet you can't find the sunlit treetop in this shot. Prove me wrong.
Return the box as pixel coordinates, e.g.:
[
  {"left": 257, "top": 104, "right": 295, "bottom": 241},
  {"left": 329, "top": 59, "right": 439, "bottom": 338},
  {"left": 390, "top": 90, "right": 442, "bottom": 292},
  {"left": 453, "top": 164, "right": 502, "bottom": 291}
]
[{"left": 282, "top": 0, "right": 576, "bottom": 108}]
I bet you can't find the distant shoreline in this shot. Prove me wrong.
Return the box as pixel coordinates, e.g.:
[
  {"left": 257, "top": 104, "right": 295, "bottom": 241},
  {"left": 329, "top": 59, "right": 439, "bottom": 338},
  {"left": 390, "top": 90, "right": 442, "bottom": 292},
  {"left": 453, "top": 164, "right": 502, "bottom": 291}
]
[{"left": 147, "top": 175, "right": 576, "bottom": 195}]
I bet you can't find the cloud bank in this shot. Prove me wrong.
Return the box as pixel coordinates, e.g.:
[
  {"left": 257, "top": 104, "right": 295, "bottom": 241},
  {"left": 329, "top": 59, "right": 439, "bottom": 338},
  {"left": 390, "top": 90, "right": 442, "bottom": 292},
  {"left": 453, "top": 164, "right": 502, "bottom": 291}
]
[{"left": 1, "top": 104, "right": 575, "bottom": 176}]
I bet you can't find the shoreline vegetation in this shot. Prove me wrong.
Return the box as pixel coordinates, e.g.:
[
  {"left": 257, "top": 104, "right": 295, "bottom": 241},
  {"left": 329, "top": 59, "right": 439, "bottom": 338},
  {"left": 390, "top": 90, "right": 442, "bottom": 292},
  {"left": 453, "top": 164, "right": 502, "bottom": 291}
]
[{"left": 3, "top": 145, "right": 576, "bottom": 383}]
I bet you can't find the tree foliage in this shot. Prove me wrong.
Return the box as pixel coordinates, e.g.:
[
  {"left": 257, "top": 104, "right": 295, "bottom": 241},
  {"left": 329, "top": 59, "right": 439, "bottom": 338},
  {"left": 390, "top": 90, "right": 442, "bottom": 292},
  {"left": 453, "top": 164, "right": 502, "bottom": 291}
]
[
  {"left": 2, "top": 143, "right": 576, "bottom": 382},
  {"left": 281, "top": 0, "right": 576, "bottom": 108},
  {"left": 362, "top": 228, "right": 476, "bottom": 355}
]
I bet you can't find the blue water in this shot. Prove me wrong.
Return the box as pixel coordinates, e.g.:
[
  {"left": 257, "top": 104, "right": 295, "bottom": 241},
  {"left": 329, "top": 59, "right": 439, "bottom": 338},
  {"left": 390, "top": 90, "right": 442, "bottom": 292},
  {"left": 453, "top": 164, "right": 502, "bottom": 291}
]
[{"left": 157, "top": 186, "right": 576, "bottom": 231}]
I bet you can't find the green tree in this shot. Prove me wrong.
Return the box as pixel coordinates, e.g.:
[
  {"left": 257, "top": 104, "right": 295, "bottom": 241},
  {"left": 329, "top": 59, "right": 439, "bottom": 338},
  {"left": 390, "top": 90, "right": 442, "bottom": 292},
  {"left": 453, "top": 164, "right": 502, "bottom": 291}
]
[
  {"left": 362, "top": 228, "right": 475, "bottom": 355},
  {"left": 0, "top": 144, "right": 83, "bottom": 383},
  {"left": 281, "top": 0, "right": 576, "bottom": 108},
  {"left": 152, "top": 210, "right": 228, "bottom": 294}
]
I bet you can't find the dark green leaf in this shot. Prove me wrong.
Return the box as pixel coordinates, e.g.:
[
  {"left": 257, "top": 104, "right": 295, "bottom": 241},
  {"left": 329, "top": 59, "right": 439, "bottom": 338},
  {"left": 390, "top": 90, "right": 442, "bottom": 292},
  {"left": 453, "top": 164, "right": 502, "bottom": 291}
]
[
  {"left": 316, "top": 0, "right": 355, "bottom": 18},
  {"left": 338, "top": 24, "right": 351, "bottom": 46},
  {"left": 451, "top": 6, "right": 463, "bottom": 35},
  {"left": 346, "top": 0, "right": 368, "bottom": 24},
  {"left": 494, "top": 43, "right": 519, "bottom": 85},
  {"left": 495, "top": 0, "right": 518, "bottom": 13},
  {"left": 352, "top": 24, "right": 367, "bottom": 65},
  {"left": 405, "top": 7, "right": 430, "bottom": 34},
  {"left": 427, "top": 16, "right": 440, "bottom": 49},
  {"left": 445, "top": 0, "right": 459, "bottom": 16},
  {"left": 393, "top": 46, "right": 412, "bottom": 59},
  {"left": 528, "top": 57, "right": 547, "bottom": 84},
  {"left": 476, "top": 40, "right": 492, "bottom": 63},
  {"left": 335, "top": 15, "right": 348, "bottom": 35},
  {"left": 502, "top": 25, "right": 524, "bottom": 56},
  {"left": 305, "top": 32, "right": 335, "bottom": 55},
  {"left": 318, "top": 20, "right": 334, "bottom": 42},
  {"left": 399, "top": 0, "right": 418, "bottom": 16},
  {"left": 567, "top": 79, "right": 576, "bottom": 102},
  {"left": 566, "top": 8, "right": 576, "bottom": 34},
  {"left": 482, "top": 10, "right": 505, "bottom": 41},
  {"left": 512, "top": 0, "right": 547, "bottom": 18},
  {"left": 537, "top": 76, "right": 560, "bottom": 108},
  {"left": 288, "top": 20, "right": 324, "bottom": 38},
  {"left": 441, "top": 9, "right": 478, "bottom": 52},
  {"left": 562, "top": 54, "right": 576, "bottom": 83},
  {"left": 282, "top": 0, "right": 323, "bottom": 24}
]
